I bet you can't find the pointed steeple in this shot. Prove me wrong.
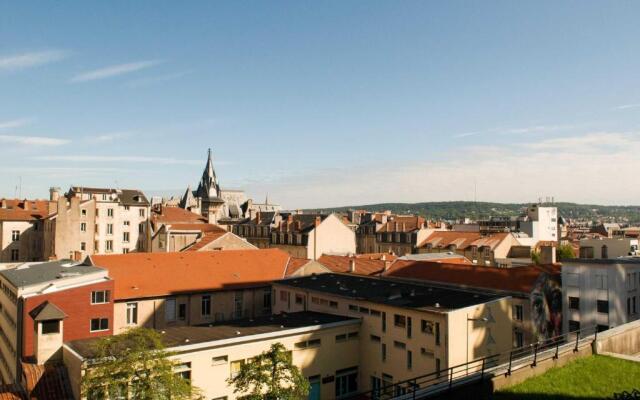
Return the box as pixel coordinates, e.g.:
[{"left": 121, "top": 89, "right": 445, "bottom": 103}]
[
  {"left": 196, "top": 148, "right": 221, "bottom": 200},
  {"left": 179, "top": 185, "right": 196, "bottom": 209}
]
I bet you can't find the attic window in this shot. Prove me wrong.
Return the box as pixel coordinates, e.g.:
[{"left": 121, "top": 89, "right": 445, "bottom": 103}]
[{"left": 41, "top": 320, "right": 60, "bottom": 334}]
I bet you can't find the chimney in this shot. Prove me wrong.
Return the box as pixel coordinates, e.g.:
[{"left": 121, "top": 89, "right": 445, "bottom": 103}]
[
  {"left": 381, "top": 254, "right": 386, "bottom": 261},
  {"left": 349, "top": 259, "right": 356, "bottom": 273},
  {"left": 384, "top": 260, "right": 391, "bottom": 272},
  {"left": 0, "top": 200, "right": 6, "bottom": 209},
  {"left": 23, "top": 200, "right": 30, "bottom": 211},
  {"left": 540, "top": 245, "right": 557, "bottom": 264},
  {"left": 49, "top": 187, "right": 61, "bottom": 202},
  {"left": 314, "top": 216, "right": 322, "bottom": 227}
]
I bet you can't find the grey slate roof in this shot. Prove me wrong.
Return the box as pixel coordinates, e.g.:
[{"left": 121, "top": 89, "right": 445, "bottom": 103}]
[
  {"left": 29, "top": 301, "right": 67, "bottom": 321},
  {"left": 0, "top": 260, "right": 105, "bottom": 288}
]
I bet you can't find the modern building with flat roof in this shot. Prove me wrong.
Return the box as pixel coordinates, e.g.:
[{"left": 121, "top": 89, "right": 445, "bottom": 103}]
[
  {"left": 64, "top": 312, "right": 361, "bottom": 400},
  {"left": 272, "top": 273, "right": 513, "bottom": 394}
]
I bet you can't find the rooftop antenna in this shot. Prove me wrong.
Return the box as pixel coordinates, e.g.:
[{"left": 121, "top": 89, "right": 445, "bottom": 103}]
[{"left": 18, "top": 176, "right": 22, "bottom": 198}]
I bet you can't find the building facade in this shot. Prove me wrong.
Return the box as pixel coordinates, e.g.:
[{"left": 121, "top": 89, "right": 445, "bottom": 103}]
[{"left": 0, "top": 199, "right": 51, "bottom": 262}]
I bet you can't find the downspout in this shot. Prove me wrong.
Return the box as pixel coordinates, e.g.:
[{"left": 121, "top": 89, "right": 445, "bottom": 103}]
[{"left": 16, "top": 298, "right": 24, "bottom": 384}]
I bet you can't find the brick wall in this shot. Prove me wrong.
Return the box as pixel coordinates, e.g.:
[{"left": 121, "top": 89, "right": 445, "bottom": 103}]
[{"left": 21, "top": 280, "right": 114, "bottom": 358}]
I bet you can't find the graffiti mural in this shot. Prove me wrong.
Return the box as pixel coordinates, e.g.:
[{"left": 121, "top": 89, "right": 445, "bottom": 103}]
[{"left": 530, "top": 272, "right": 563, "bottom": 340}]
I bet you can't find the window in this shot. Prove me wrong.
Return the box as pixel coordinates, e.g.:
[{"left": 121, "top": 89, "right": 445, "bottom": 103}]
[
  {"left": 90, "top": 318, "right": 109, "bottom": 332},
  {"left": 348, "top": 304, "right": 358, "bottom": 312},
  {"left": 165, "top": 299, "right": 176, "bottom": 322},
  {"left": 381, "top": 343, "right": 387, "bottom": 362},
  {"left": 202, "top": 295, "right": 211, "bottom": 316},
  {"left": 634, "top": 296, "right": 638, "bottom": 315},
  {"left": 139, "top": 209, "right": 145, "bottom": 217},
  {"left": 41, "top": 320, "right": 60, "bottom": 334},
  {"left": 595, "top": 274, "right": 607, "bottom": 289},
  {"left": 124, "top": 221, "right": 130, "bottom": 226},
  {"left": 370, "top": 335, "right": 381, "bottom": 342},
  {"left": 81, "top": 209, "right": 87, "bottom": 217},
  {"left": 230, "top": 360, "right": 245, "bottom": 378},
  {"left": 212, "top": 355, "right": 228, "bottom": 365},
  {"left": 105, "top": 240, "right": 113, "bottom": 252},
  {"left": 514, "top": 330, "right": 524, "bottom": 348},
  {"left": 122, "top": 248, "right": 129, "bottom": 254},
  {"left": 107, "top": 224, "right": 113, "bottom": 235},
  {"left": 138, "top": 223, "right": 144, "bottom": 234},
  {"left": 370, "top": 309, "right": 381, "bottom": 317},
  {"left": 628, "top": 297, "right": 631, "bottom": 317},
  {"left": 11, "top": 230, "right": 20, "bottom": 242},
  {"left": 91, "top": 290, "right": 110, "bottom": 304},
  {"left": 80, "top": 222, "right": 87, "bottom": 232},
  {"left": 513, "top": 305, "right": 524, "bottom": 321},
  {"left": 123, "top": 232, "right": 129, "bottom": 243},
  {"left": 435, "top": 322, "right": 441, "bottom": 346},
  {"left": 421, "top": 319, "right": 434, "bottom": 334},
  {"left": 394, "top": 341, "right": 406, "bottom": 349},
  {"left": 10, "top": 249, "right": 19, "bottom": 261},
  {"left": 124, "top": 206, "right": 130, "bottom": 211},
  {"left": 335, "top": 367, "right": 358, "bottom": 398},
  {"left": 382, "top": 312, "right": 387, "bottom": 332},
  {"left": 394, "top": 314, "right": 406, "bottom": 328},
  {"left": 295, "top": 339, "right": 321, "bottom": 349},
  {"left": 359, "top": 306, "right": 369, "bottom": 314},
  {"left": 295, "top": 294, "right": 304, "bottom": 305},
  {"left": 178, "top": 303, "right": 187, "bottom": 320},
  {"left": 107, "top": 208, "right": 114, "bottom": 217},
  {"left": 601, "top": 245, "right": 608, "bottom": 259},
  {"left": 407, "top": 350, "right": 412, "bottom": 370},
  {"left": 568, "top": 320, "right": 580, "bottom": 332},
  {"left": 335, "top": 334, "right": 347, "bottom": 343},
  {"left": 329, "top": 301, "right": 338, "bottom": 309},
  {"left": 597, "top": 300, "right": 609, "bottom": 314},
  {"left": 126, "top": 303, "right": 138, "bottom": 325},
  {"left": 263, "top": 290, "right": 271, "bottom": 309},
  {"left": 407, "top": 317, "right": 412, "bottom": 338},
  {"left": 436, "top": 358, "right": 441, "bottom": 377},
  {"left": 569, "top": 297, "right": 580, "bottom": 310},
  {"left": 81, "top": 242, "right": 86, "bottom": 251}
]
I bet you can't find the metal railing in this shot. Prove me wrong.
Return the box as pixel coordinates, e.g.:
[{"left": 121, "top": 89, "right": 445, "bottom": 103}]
[{"left": 343, "top": 325, "right": 599, "bottom": 400}]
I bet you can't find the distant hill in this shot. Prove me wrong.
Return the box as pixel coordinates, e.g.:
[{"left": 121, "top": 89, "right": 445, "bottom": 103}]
[{"left": 305, "top": 201, "right": 640, "bottom": 223}]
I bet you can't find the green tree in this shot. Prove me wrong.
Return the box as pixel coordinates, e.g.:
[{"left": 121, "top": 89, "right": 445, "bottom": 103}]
[
  {"left": 531, "top": 250, "right": 541, "bottom": 265},
  {"left": 227, "top": 342, "right": 310, "bottom": 400},
  {"left": 82, "top": 328, "right": 200, "bottom": 400},
  {"left": 557, "top": 244, "right": 575, "bottom": 260}
]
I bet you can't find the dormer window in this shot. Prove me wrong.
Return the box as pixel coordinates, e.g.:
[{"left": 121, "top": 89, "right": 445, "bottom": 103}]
[{"left": 41, "top": 320, "right": 60, "bottom": 334}]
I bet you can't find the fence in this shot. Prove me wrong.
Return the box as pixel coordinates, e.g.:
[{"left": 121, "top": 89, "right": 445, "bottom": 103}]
[{"left": 343, "top": 325, "right": 599, "bottom": 400}]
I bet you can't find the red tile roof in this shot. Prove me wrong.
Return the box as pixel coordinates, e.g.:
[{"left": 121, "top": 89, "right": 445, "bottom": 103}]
[
  {"left": 418, "top": 231, "right": 482, "bottom": 249},
  {"left": 0, "top": 385, "right": 26, "bottom": 400},
  {"left": 167, "top": 223, "right": 226, "bottom": 232},
  {"left": 151, "top": 206, "right": 206, "bottom": 225},
  {"left": 21, "top": 362, "right": 74, "bottom": 400},
  {"left": 384, "top": 260, "right": 557, "bottom": 294},
  {"left": 317, "top": 255, "right": 387, "bottom": 276},
  {"left": 185, "top": 231, "right": 230, "bottom": 251},
  {"left": 377, "top": 216, "right": 425, "bottom": 233},
  {"left": 90, "top": 249, "right": 291, "bottom": 300},
  {"left": 0, "top": 199, "right": 51, "bottom": 222},
  {"left": 284, "top": 257, "right": 312, "bottom": 276},
  {"left": 355, "top": 253, "right": 398, "bottom": 261}
]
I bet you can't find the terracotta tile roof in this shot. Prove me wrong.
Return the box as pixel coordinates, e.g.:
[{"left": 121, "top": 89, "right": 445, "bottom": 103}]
[
  {"left": 167, "top": 223, "right": 226, "bottom": 232},
  {"left": 21, "top": 362, "right": 74, "bottom": 400},
  {"left": 0, "top": 385, "right": 26, "bottom": 400},
  {"left": 317, "top": 255, "right": 387, "bottom": 276},
  {"left": 377, "top": 216, "right": 425, "bottom": 233},
  {"left": 355, "top": 253, "right": 398, "bottom": 261},
  {"left": 284, "top": 257, "right": 312, "bottom": 276},
  {"left": 383, "top": 259, "right": 556, "bottom": 294},
  {"left": 151, "top": 206, "right": 207, "bottom": 225},
  {"left": 418, "top": 231, "right": 483, "bottom": 249},
  {"left": 185, "top": 231, "right": 230, "bottom": 251},
  {"left": 90, "top": 249, "right": 291, "bottom": 300},
  {"left": 0, "top": 199, "right": 51, "bottom": 222},
  {"left": 469, "top": 232, "right": 511, "bottom": 250}
]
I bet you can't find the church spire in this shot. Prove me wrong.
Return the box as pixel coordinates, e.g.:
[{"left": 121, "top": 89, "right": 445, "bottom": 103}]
[{"left": 196, "top": 148, "right": 221, "bottom": 200}]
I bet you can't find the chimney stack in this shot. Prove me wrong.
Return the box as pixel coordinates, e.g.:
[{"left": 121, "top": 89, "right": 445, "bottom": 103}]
[
  {"left": 49, "top": 187, "right": 61, "bottom": 202},
  {"left": 23, "top": 200, "right": 30, "bottom": 211},
  {"left": 349, "top": 259, "right": 356, "bottom": 273},
  {"left": 384, "top": 260, "right": 391, "bottom": 272},
  {"left": 314, "top": 216, "right": 322, "bottom": 227}
]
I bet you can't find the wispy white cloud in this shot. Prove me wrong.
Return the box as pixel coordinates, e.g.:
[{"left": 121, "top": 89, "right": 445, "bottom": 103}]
[
  {"left": 0, "top": 118, "right": 32, "bottom": 130},
  {"left": 125, "top": 70, "right": 192, "bottom": 88},
  {"left": 614, "top": 103, "right": 640, "bottom": 110},
  {"left": 524, "top": 132, "right": 638, "bottom": 151},
  {"left": 89, "top": 132, "right": 130, "bottom": 142},
  {"left": 0, "top": 134, "right": 69, "bottom": 146},
  {"left": 70, "top": 60, "right": 162, "bottom": 83},
  {"left": 0, "top": 50, "right": 68, "bottom": 71},
  {"left": 32, "top": 155, "right": 205, "bottom": 165},
  {"left": 454, "top": 124, "right": 578, "bottom": 139}
]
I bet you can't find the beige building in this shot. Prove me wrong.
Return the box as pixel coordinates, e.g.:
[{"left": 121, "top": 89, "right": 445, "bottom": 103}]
[
  {"left": 87, "top": 249, "right": 297, "bottom": 334},
  {"left": 579, "top": 237, "right": 639, "bottom": 259},
  {"left": 272, "top": 273, "right": 513, "bottom": 393},
  {"left": 0, "top": 199, "right": 51, "bottom": 262},
  {"left": 63, "top": 312, "right": 360, "bottom": 400},
  {"left": 235, "top": 212, "right": 357, "bottom": 260},
  {"left": 43, "top": 187, "right": 151, "bottom": 260}
]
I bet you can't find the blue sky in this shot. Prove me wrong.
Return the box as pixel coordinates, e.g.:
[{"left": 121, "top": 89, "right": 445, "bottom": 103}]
[{"left": 1, "top": 1, "right": 640, "bottom": 207}]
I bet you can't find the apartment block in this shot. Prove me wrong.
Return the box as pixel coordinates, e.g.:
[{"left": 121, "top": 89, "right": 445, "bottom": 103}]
[
  {"left": 272, "top": 273, "right": 512, "bottom": 393},
  {"left": 579, "top": 237, "right": 639, "bottom": 259},
  {"left": 0, "top": 260, "right": 113, "bottom": 383},
  {"left": 562, "top": 259, "right": 640, "bottom": 333},
  {"left": 0, "top": 199, "right": 51, "bottom": 262}
]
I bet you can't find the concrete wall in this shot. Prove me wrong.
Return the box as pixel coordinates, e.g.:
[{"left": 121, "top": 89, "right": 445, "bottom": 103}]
[
  {"left": 0, "top": 220, "right": 44, "bottom": 262},
  {"left": 594, "top": 318, "right": 640, "bottom": 355},
  {"left": 308, "top": 214, "right": 357, "bottom": 260}
]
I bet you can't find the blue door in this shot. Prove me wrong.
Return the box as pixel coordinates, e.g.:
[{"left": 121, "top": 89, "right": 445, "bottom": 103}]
[{"left": 308, "top": 380, "right": 321, "bottom": 400}]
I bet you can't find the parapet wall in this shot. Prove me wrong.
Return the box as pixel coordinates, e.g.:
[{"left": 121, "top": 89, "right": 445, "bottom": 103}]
[{"left": 594, "top": 319, "right": 640, "bottom": 355}]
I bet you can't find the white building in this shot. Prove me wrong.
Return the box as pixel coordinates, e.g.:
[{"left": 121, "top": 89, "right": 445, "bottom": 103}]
[
  {"left": 518, "top": 204, "right": 558, "bottom": 243},
  {"left": 562, "top": 259, "right": 640, "bottom": 334},
  {"left": 579, "top": 237, "right": 639, "bottom": 259}
]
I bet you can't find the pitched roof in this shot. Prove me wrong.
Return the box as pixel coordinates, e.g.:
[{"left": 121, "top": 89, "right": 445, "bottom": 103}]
[
  {"left": 184, "top": 231, "right": 231, "bottom": 251},
  {"left": 284, "top": 257, "right": 313, "bottom": 276},
  {"left": 29, "top": 301, "right": 67, "bottom": 321},
  {"left": 355, "top": 253, "right": 398, "bottom": 261},
  {"left": 377, "top": 216, "right": 425, "bottom": 233},
  {"left": 384, "top": 260, "right": 556, "bottom": 294},
  {"left": 151, "top": 206, "right": 207, "bottom": 225},
  {"left": 21, "top": 363, "right": 74, "bottom": 400},
  {"left": 67, "top": 187, "right": 149, "bottom": 206},
  {"left": 89, "top": 249, "right": 292, "bottom": 300},
  {"left": 0, "top": 199, "right": 51, "bottom": 222},
  {"left": 0, "top": 260, "right": 105, "bottom": 289},
  {"left": 418, "top": 231, "right": 483, "bottom": 249},
  {"left": 317, "top": 255, "right": 387, "bottom": 276},
  {"left": 166, "top": 223, "right": 225, "bottom": 232},
  {"left": 275, "top": 213, "right": 328, "bottom": 233}
]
